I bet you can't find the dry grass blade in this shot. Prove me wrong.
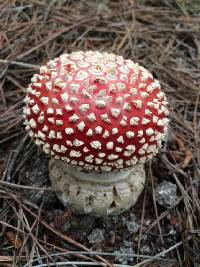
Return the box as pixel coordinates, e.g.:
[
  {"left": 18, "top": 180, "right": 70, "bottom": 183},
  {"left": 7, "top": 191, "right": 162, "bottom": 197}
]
[
  {"left": 0, "top": 0, "right": 200, "bottom": 266},
  {"left": 21, "top": 204, "right": 113, "bottom": 267}
]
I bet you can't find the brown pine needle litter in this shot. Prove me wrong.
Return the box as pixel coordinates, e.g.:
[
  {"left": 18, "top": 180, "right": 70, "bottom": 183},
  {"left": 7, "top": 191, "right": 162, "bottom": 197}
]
[{"left": 0, "top": 1, "right": 200, "bottom": 267}]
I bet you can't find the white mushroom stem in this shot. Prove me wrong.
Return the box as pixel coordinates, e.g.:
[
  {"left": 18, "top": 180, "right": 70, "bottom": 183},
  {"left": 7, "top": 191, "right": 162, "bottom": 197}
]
[{"left": 49, "top": 159, "right": 146, "bottom": 216}]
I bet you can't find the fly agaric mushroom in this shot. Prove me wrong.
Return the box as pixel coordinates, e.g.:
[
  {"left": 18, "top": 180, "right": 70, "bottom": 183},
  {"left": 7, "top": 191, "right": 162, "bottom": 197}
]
[{"left": 23, "top": 51, "right": 169, "bottom": 216}]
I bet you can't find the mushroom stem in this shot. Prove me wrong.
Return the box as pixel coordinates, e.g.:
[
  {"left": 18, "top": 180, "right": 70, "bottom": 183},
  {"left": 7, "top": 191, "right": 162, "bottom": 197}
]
[
  {"left": 49, "top": 158, "right": 146, "bottom": 216},
  {"left": 66, "top": 167, "right": 132, "bottom": 183}
]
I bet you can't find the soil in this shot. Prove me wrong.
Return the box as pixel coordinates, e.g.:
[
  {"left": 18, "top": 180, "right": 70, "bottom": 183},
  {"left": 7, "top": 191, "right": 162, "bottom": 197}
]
[{"left": 0, "top": 1, "right": 199, "bottom": 266}]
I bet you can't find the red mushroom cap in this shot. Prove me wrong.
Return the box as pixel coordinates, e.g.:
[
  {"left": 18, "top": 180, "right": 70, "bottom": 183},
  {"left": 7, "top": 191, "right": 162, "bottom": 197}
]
[{"left": 23, "top": 51, "right": 169, "bottom": 172}]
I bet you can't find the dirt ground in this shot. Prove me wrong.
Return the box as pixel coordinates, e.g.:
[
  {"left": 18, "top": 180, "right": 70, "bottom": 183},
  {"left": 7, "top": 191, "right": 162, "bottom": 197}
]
[{"left": 0, "top": 1, "right": 200, "bottom": 266}]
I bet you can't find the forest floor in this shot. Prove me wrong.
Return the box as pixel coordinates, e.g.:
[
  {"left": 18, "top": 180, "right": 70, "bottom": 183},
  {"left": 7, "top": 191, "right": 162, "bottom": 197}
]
[{"left": 0, "top": 1, "right": 200, "bottom": 266}]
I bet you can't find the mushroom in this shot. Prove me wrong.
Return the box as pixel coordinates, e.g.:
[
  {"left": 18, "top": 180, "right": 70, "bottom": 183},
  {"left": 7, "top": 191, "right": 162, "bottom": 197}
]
[{"left": 23, "top": 51, "right": 169, "bottom": 216}]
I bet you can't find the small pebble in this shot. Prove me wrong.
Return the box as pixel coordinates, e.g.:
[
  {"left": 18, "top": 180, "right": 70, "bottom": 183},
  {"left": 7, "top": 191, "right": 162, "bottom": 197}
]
[
  {"left": 88, "top": 228, "right": 104, "bottom": 244},
  {"left": 140, "top": 244, "right": 151, "bottom": 254},
  {"left": 126, "top": 220, "right": 140, "bottom": 234},
  {"left": 61, "top": 220, "right": 71, "bottom": 232},
  {"left": 155, "top": 181, "right": 178, "bottom": 208},
  {"left": 123, "top": 214, "right": 140, "bottom": 234},
  {"left": 115, "top": 241, "right": 134, "bottom": 264}
]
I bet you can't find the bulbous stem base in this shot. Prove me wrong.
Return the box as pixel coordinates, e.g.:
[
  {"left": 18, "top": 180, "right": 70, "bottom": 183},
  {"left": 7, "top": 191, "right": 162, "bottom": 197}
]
[{"left": 49, "top": 159, "right": 146, "bottom": 217}]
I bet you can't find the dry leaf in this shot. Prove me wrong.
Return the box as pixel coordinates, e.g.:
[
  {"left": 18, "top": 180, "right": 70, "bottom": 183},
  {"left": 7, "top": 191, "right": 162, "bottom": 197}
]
[{"left": 6, "top": 231, "right": 23, "bottom": 250}]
